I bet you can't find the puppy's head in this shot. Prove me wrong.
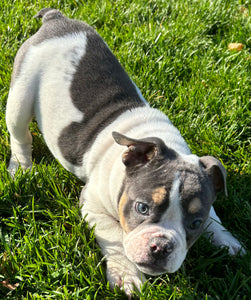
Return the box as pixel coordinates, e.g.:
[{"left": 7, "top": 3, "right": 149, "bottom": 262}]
[{"left": 113, "top": 132, "right": 227, "bottom": 275}]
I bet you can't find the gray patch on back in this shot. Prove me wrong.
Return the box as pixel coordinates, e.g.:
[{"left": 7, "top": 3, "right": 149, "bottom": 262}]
[
  {"left": 57, "top": 16, "right": 145, "bottom": 165},
  {"left": 11, "top": 8, "right": 145, "bottom": 165}
]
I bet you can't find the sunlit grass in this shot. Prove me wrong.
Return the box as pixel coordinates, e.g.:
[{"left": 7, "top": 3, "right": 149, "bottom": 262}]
[{"left": 0, "top": 0, "right": 250, "bottom": 299}]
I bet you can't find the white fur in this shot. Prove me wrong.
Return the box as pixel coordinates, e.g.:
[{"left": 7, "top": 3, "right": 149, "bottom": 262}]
[
  {"left": 7, "top": 33, "right": 87, "bottom": 177},
  {"left": 160, "top": 172, "right": 187, "bottom": 272}
]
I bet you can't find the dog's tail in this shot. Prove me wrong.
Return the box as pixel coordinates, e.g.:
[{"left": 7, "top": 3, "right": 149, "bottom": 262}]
[{"left": 34, "top": 8, "right": 63, "bottom": 22}]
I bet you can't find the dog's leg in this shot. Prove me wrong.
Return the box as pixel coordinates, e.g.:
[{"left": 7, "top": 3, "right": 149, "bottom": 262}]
[
  {"left": 80, "top": 189, "right": 145, "bottom": 296},
  {"left": 204, "top": 206, "right": 246, "bottom": 255},
  {"left": 6, "top": 82, "right": 34, "bottom": 176},
  {"left": 85, "top": 210, "right": 145, "bottom": 296}
]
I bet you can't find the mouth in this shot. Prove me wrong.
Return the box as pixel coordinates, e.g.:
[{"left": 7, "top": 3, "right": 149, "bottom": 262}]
[{"left": 136, "top": 262, "right": 168, "bottom": 275}]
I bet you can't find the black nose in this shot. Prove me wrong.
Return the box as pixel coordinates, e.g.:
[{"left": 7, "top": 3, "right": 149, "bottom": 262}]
[{"left": 149, "top": 237, "right": 173, "bottom": 260}]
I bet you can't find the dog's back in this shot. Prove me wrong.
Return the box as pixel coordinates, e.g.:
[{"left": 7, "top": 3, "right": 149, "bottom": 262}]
[{"left": 7, "top": 8, "right": 146, "bottom": 177}]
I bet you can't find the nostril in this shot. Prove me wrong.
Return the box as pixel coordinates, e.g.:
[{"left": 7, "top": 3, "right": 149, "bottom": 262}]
[
  {"left": 150, "top": 243, "right": 159, "bottom": 253},
  {"left": 149, "top": 238, "right": 173, "bottom": 259},
  {"left": 163, "top": 243, "right": 173, "bottom": 255}
]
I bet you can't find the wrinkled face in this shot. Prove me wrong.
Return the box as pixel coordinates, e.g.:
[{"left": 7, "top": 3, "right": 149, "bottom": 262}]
[
  {"left": 119, "top": 158, "right": 215, "bottom": 275},
  {"left": 113, "top": 132, "right": 226, "bottom": 275}
]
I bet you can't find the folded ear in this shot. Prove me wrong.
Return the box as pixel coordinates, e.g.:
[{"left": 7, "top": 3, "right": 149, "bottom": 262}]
[
  {"left": 112, "top": 132, "right": 157, "bottom": 167},
  {"left": 200, "top": 156, "right": 227, "bottom": 196}
]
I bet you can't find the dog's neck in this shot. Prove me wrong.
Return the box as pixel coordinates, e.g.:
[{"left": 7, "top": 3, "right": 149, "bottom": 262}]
[{"left": 82, "top": 106, "right": 193, "bottom": 219}]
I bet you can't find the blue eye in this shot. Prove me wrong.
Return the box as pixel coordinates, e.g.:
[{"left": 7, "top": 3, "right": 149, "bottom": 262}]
[
  {"left": 189, "top": 219, "right": 203, "bottom": 230},
  {"left": 135, "top": 202, "right": 149, "bottom": 216}
]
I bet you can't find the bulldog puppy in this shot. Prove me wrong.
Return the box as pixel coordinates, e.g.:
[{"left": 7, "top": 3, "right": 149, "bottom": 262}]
[{"left": 6, "top": 8, "right": 245, "bottom": 296}]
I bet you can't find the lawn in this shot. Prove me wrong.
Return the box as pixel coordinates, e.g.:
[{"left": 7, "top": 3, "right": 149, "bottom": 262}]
[{"left": 0, "top": 0, "right": 250, "bottom": 299}]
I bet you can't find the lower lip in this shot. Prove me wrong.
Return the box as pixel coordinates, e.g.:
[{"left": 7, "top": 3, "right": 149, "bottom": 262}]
[{"left": 137, "top": 263, "right": 166, "bottom": 275}]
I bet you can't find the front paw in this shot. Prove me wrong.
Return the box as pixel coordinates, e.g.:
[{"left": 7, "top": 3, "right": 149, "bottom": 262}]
[
  {"left": 106, "top": 259, "right": 145, "bottom": 297},
  {"left": 212, "top": 230, "right": 246, "bottom": 256},
  {"left": 8, "top": 157, "right": 32, "bottom": 178}
]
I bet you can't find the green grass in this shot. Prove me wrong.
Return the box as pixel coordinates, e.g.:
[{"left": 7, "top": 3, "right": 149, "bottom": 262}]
[{"left": 0, "top": 0, "right": 250, "bottom": 299}]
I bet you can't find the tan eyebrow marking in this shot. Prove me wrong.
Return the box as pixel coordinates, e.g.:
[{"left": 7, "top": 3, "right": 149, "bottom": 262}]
[
  {"left": 188, "top": 198, "right": 202, "bottom": 214},
  {"left": 152, "top": 186, "right": 167, "bottom": 205}
]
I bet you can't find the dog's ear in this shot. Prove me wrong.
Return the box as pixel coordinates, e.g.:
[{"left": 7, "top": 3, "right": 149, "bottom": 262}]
[
  {"left": 112, "top": 132, "right": 157, "bottom": 168},
  {"left": 200, "top": 156, "right": 227, "bottom": 196}
]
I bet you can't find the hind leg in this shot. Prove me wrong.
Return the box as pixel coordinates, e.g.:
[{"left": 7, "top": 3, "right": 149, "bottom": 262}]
[{"left": 6, "top": 82, "right": 34, "bottom": 176}]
